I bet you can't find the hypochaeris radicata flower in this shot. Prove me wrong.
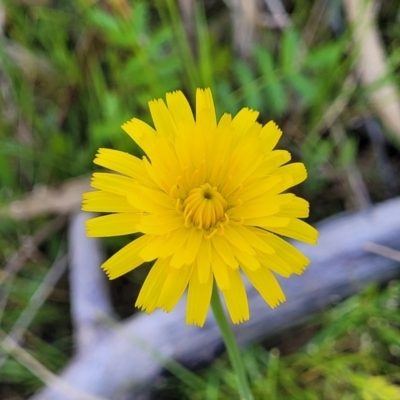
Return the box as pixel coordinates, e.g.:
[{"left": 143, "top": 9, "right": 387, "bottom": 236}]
[{"left": 82, "top": 88, "right": 318, "bottom": 327}]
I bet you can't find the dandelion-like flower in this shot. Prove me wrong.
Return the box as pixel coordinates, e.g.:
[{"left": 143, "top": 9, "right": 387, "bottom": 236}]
[{"left": 83, "top": 88, "right": 318, "bottom": 327}]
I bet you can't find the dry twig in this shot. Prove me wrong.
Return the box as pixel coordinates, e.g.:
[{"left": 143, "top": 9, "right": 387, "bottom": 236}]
[
  {"left": 330, "top": 122, "right": 371, "bottom": 210},
  {"left": 344, "top": 0, "right": 400, "bottom": 143},
  {"left": 364, "top": 242, "right": 400, "bottom": 263},
  {"left": 1, "top": 176, "right": 91, "bottom": 221},
  {"left": 0, "top": 216, "right": 67, "bottom": 325},
  {"left": 0, "top": 254, "right": 68, "bottom": 370},
  {"left": 223, "top": 0, "right": 259, "bottom": 59},
  {"left": 0, "top": 329, "right": 108, "bottom": 400},
  {"left": 262, "top": 0, "right": 290, "bottom": 29}
]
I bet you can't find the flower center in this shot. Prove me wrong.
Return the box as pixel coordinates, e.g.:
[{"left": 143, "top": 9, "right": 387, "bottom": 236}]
[{"left": 183, "top": 183, "right": 227, "bottom": 230}]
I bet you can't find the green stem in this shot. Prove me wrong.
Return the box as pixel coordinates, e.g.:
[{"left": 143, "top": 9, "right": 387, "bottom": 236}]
[{"left": 210, "top": 283, "right": 254, "bottom": 400}]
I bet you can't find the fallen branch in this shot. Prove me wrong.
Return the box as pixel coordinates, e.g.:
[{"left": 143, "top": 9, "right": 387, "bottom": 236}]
[
  {"left": 31, "top": 197, "right": 400, "bottom": 400},
  {"left": 68, "top": 213, "right": 115, "bottom": 353}
]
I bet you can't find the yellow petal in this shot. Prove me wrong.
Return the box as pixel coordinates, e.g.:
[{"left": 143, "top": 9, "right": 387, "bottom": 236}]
[
  {"left": 231, "top": 107, "right": 259, "bottom": 136},
  {"left": 253, "top": 150, "right": 291, "bottom": 177},
  {"left": 243, "top": 175, "right": 295, "bottom": 205},
  {"left": 268, "top": 163, "right": 307, "bottom": 194},
  {"left": 169, "top": 91, "right": 197, "bottom": 171},
  {"left": 86, "top": 213, "right": 140, "bottom": 237},
  {"left": 211, "top": 235, "right": 238, "bottom": 269},
  {"left": 253, "top": 228, "right": 310, "bottom": 274},
  {"left": 230, "top": 200, "right": 280, "bottom": 221},
  {"left": 224, "top": 124, "right": 263, "bottom": 188},
  {"left": 196, "top": 238, "right": 211, "bottom": 283},
  {"left": 82, "top": 191, "right": 136, "bottom": 213},
  {"left": 101, "top": 235, "right": 150, "bottom": 279},
  {"left": 94, "top": 148, "right": 154, "bottom": 187},
  {"left": 174, "top": 133, "right": 195, "bottom": 171},
  {"left": 158, "top": 227, "right": 188, "bottom": 259},
  {"left": 148, "top": 98, "right": 178, "bottom": 138},
  {"left": 136, "top": 258, "right": 169, "bottom": 313},
  {"left": 139, "top": 210, "right": 183, "bottom": 235},
  {"left": 266, "top": 218, "right": 319, "bottom": 245},
  {"left": 196, "top": 88, "right": 216, "bottom": 133},
  {"left": 156, "top": 264, "right": 192, "bottom": 312},
  {"left": 278, "top": 195, "right": 310, "bottom": 218},
  {"left": 244, "top": 216, "right": 291, "bottom": 228},
  {"left": 257, "top": 252, "right": 294, "bottom": 277},
  {"left": 91, "top": 173, "right": 135, "bottom": 196},
  {"left": 186, "top": 268, "right": 213, "bottom": 326},
  {"left": 234, "top": 226, "right": 275, "bottom": 254},
  {"left": 170, "top": 248, "right": 186, "bottom": 269},
  {"left": 240, "top": 175, "right": 282, "bottom": 202},
  {"left": 232, "top": 246, "right": 260, "bottom": 271},
  {"left": 242, "top": 163, "right": 305, "bottom": 204},
  {"left": 221, "top": 269, "right": 249, "bottom": 324},
  {"left": 260, "top": 120, "right": 282, "bottom": 153},
  {"left": 242, "top": 266, "right": 286, "bottom": 308},
  {"left": 166, "top": 90, "right": 196, "bottom": 134},
  {"left": 142, "top": 156, "right": 170, "bottom": 193},
  {"left": 121, "top": 118, "right": 157, "bottom": 158},
  {"left": 127, "top": 183, "right": 173, "bottom": 213},
  {"left": 191, "top": 125, "right": 207, "bottom": 171},
  {"left": 207, "top": 113, "right": 233, "bottom": 183},
  {"left": 223, "top": 225, "right": 256, "bottom": 255},
  {"left": 142, "top": 142, "right": 182, "bottom": 192},
  {"left": 210, "top": 244, "right": 230, "bottom": 290},
  {"left": 183, "top": 228, "right": 203, "bottom": 265},
  {"left": 139, "top": 235, "right": 168, "bottom": 261}
]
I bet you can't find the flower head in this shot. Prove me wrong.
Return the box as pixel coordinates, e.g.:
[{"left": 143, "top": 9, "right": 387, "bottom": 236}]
[{"left": 83, "top": 88, "right": 318, "bottom": 326}]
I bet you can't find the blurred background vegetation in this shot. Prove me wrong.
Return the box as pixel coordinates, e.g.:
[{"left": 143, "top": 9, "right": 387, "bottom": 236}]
[{"left": 1, "top": 0, "right": 400, "bottom": 399}]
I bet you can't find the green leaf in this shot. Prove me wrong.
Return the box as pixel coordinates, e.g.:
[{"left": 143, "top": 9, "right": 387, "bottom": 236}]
[
  {"left": 234, "top": 60, "right": 262, "bottom": 110},
  {"left": 280, "top": 28, "right": 300, "bottom": 75},
  {"left": 288, "top": 72, "right": 316, "bottom": 106},
  {"left": 337, "top": 138, "right": 357, "bottom": 168},
  {"left": 305, "top": 42, "right": 344, "bottom": 70},
  {"left": 254, "top": 47, "right": 287, "bottom": 115}
]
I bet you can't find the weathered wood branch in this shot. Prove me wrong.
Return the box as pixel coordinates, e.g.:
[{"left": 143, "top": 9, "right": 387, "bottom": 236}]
[
  {"left": 68, "top": 213, "right": 115, "bottom": 353},
  {"left": 32, "top": 197, "right": 400, "bottom": 400}
]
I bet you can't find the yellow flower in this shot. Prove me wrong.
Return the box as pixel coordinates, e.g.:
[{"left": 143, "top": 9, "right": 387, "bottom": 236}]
[{"left": 82, "top": 88, "right": 318, "bottom": 327}]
